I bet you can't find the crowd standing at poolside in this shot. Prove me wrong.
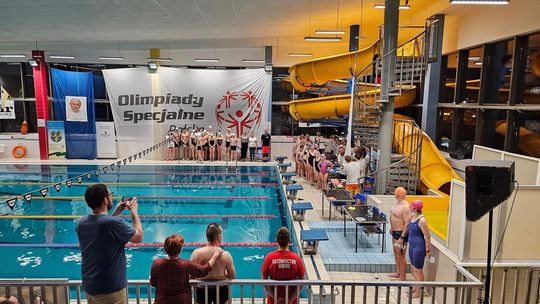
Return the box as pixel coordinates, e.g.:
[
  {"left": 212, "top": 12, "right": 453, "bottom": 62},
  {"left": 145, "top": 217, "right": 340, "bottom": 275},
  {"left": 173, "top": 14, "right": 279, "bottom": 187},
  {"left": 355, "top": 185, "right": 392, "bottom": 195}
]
[
  {"left": 166, "top": 126, "right": 271, "bottom": 163},
  {"left": 293, "top": 133, "right": 370, "bottom": 193}
]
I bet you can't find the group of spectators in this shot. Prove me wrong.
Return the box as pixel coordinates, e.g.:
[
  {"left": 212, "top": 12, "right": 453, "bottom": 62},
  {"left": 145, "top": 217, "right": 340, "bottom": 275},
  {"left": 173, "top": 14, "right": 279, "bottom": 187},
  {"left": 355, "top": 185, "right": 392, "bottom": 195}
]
[
  {"left": 293, "top": 133, "right": 370, "bottom": 194},
  {"left": 166, "top": 127, "right": 271, "bottom": 163},
  {"left": 75, "top": 183, "right": 303, "bottom": 304}
]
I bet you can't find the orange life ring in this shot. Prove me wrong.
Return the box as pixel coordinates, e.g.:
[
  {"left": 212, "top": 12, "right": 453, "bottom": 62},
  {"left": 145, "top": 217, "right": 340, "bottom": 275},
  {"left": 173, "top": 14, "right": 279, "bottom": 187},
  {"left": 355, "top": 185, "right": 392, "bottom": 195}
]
[{"left": 12, "top": 145, "right": 27, "bottom": 159}]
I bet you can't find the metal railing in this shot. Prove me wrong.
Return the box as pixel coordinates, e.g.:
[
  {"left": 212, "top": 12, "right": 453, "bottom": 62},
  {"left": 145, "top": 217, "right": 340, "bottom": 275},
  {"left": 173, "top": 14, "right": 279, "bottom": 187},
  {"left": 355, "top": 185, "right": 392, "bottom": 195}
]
[
  {"left": 354, "top": 118, "right": 423, "bottom": 195},
  {"left": 463, "top": 265, "right": 540, "bottom": 304},
  {"left": 0, "top": 266, "right": 483, "bottom": 304}
]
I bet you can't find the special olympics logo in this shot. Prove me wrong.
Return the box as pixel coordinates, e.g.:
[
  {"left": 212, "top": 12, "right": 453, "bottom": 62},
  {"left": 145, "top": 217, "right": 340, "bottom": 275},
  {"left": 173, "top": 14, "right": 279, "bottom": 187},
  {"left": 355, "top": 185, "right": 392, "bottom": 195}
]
[{"left": 215, "top": 90, "right": 262, "bottom": 136}]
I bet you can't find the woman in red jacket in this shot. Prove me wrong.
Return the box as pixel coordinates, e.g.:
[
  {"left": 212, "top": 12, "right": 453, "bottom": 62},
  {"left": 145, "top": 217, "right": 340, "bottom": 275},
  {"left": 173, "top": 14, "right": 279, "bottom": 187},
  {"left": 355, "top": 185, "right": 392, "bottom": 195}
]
[{"left": 150, "top": 234, "right": 223, "bottom": 304}]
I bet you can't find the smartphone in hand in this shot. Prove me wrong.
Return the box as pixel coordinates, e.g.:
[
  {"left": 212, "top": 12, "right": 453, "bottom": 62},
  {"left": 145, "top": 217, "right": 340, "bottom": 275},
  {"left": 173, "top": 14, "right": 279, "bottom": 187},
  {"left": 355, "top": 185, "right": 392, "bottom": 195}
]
[{"left": 122, "top": 197, "right": 133, "bottom": 207}]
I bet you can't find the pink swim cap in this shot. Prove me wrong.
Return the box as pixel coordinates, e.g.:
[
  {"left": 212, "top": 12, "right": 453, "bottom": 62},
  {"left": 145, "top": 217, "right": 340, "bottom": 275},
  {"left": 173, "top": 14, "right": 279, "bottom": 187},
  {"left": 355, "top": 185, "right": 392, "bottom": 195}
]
[{"left": 411, "top": 200, "right": 423, "bottom": 211}]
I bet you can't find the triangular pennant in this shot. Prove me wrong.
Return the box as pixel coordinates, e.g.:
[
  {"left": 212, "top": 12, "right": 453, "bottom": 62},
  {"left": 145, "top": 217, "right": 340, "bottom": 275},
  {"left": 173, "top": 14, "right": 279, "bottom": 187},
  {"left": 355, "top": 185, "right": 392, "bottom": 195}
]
[
  {"left": 76, "top": 176, "right": 83, "bottom": 184},
  {"left": 110, "top": 164, "right": 115, "bottom": 171},
  {"left": 138, "top": 152, "right": 142, "bottom": 158},
  {"left": 66, "top": 179, "right": 73, "bottom": 188},
  {"left": 123, "top": 159, "right": 127, "bottom": 165},
  {"left": 143, "top": 150, "right": 146, "bottom": 156},
  {"left": 54, "top": 183, "right": 62, "bottom": 192},
  {"left": 129, "top": 156, "right": 133, "bottom": 162},
  {"left": 86, "top": 173, "right": 92, "bottom": 180},
  {"left": 23, "top": 193, "right": 32, "bottom": 203},
  {"left": 133, "top": 154, "right": 137, "bottom": 160},
  {"left": 6, "top": 198, "right": 16, "bottom": 210},
  {"left": 40, "top": 188, "right": 49, "bottom": 197},
  {"left": 117, "top": 161, "right": 121, "bottom": 168},
  {"left": 103, "top": 166, "right": 107, "bottom": 173},
  {"left": 95, "top": 170, "right": 100, "bottom": 176}
]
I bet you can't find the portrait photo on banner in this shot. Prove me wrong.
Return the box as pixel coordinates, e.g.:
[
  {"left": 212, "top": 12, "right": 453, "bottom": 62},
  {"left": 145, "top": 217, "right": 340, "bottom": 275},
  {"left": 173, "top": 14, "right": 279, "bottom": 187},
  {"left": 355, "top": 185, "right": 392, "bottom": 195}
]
[{"left": 65, "top": 96, "right": 88, "bottom": 122}]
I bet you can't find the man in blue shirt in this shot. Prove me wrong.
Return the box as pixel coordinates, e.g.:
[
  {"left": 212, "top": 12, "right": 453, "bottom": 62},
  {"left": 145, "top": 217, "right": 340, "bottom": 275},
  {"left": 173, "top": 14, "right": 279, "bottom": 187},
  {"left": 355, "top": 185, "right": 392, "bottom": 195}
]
[{"left": 76, "top": 184, "right": 143, "bottom": 304}]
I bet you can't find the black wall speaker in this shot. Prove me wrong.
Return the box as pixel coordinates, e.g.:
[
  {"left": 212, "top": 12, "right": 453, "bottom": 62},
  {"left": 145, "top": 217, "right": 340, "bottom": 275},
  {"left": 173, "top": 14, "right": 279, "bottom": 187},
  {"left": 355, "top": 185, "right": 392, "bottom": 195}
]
[{"left": 465, "top": 160, "right": 515, "bottom": 222}]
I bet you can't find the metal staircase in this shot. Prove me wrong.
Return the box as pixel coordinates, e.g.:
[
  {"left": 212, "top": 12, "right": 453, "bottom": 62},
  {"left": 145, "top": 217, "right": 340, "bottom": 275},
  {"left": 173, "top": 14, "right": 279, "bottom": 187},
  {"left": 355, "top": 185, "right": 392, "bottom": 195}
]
[{"left": 351, "top": 23, "right": 432, "bottom": 194}]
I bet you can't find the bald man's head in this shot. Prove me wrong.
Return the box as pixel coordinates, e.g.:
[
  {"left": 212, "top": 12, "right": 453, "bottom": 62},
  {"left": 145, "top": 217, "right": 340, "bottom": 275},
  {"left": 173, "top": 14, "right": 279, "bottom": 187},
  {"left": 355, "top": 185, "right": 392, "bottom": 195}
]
[
  {"left": 394, "top": 187, "right": 406, "bottom": 200},
  {"left": 69, "top": 98, "right": 82, "bottom": 113}
]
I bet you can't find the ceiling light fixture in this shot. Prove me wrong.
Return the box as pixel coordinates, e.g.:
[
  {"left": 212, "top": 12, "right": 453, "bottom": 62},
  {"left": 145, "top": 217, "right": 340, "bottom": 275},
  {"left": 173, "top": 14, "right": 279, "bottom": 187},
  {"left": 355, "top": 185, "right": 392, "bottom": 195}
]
[
  {"left": 304, "top": 36, "right": 342, "bottom": 42},
  {"left": 147, "top": 57, "right": 173, "bottom": 62},
  {"left": 315, "top": 30, "right": 346, "bottom": 35},
  {"left": 474, "top": 62, "right": 483, "bottom": 65},
  {"left": 468, "top": 56, "right": 482, "bottom": 61},
  {"left": 148, "top": 61, "right": 159, "bottom": 70},
  {"left": 374, "top": 0, "right": 411, "bottom": 9},
  {"left": 28, "top": 59, "right": 39, "bottom": 67},
  {"left": 450, "top": 0, "right": 509, "bottom": 4},
  {"left": 50, "top": 55, "right": 76, "bottom": 59},
  {"left": 289, "top": 53, "right": 313, "bottom": 57},
  {"left": 195, "top": 58, "right": 220, "bottom": 63},
  {"left": 242, "top": 59, "right": 266, "bottom": 63},
  {"left": 1, "top": 54, "right": 26, "bottom": 58},
  {"left": 99, "top": 56, "right": 124, "bottom": 60}
]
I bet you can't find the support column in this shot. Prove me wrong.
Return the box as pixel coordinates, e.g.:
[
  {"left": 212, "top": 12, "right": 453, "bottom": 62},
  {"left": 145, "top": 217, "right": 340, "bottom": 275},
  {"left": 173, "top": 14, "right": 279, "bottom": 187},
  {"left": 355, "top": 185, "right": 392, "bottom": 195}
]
[
  {"left": 375, "top": 0, "right": 399, "bottom": 194},
  {"left": 346, "top": 24, "right": 360, "bottom": 154},
  {"left": 504, "top": 35, "right": 528, "bottom": 152},
  {"left": 450, "top": 49, "right": 468, "bottom": 151},
  {"left": 32, "top": 50, "right": 49, "bottom": 160},
  {"left": 265, "top": 46, "right": 273, "bottom": 132},
  {"left": 421, "top": 15, "right": 445, "bottom": 139},
  {"left": 150, "top": 48, "right": 161, "bottom": 160}
]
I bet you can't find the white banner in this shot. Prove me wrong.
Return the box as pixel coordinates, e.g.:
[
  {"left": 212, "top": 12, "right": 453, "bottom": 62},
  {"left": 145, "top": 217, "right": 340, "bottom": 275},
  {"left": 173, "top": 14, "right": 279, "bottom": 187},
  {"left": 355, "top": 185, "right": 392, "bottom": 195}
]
[
  {"left": 96, "top": 122, "right": 117, "bottom": 158},
  {"left": 103, "top": 67, "right": 271, "bottom": 157},
  {"left": 0, "top": 86, "right": 15, "bottom": 119}
]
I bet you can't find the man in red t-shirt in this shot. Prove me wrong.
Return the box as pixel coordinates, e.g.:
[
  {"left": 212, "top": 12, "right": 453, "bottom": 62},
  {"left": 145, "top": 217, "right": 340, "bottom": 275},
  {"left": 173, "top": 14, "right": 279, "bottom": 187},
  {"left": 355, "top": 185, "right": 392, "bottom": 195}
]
[{"left": 261, "top": 227, "right": 305, "bottom": 304}]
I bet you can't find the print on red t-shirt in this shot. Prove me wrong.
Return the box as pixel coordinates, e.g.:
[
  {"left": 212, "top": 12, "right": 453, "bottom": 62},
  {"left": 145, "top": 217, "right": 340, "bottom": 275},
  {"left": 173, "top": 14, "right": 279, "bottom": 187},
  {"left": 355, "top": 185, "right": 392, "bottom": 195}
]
[{"left": 261, "top": 250, "right": 305, "bottom": 304}]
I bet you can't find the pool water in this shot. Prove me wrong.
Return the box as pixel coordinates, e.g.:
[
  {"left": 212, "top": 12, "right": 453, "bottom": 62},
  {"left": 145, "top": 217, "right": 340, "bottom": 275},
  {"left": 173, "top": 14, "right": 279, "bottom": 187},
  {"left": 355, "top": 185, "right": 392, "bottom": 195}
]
[{"left": 0, "top": 164, "right": 298, "bottom": 296}]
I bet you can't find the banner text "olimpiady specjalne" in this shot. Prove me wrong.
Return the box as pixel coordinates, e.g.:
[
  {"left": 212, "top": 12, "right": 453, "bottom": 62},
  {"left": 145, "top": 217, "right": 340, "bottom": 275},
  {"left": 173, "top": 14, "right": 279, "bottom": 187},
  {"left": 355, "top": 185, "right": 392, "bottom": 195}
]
[{"left": 118, "top": 93, "right": 205, "bottom": 124}]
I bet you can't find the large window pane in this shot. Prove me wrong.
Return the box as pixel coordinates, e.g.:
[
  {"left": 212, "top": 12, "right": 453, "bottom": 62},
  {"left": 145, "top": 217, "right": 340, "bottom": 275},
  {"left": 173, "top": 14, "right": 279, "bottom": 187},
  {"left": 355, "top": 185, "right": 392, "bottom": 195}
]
[
  {"left": 442, "top": 53, "right": 457, "bottom": 103},
  {"left": 524, "top": 33, "right": 540, "bottom": 104},
  {"left": 465, "top": 46, "right": 483, "bottom": 103}
]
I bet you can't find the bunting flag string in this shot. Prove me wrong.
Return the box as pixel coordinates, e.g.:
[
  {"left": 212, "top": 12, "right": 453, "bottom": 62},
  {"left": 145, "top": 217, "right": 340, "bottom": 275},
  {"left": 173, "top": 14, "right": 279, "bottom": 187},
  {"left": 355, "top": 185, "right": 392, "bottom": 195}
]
[{"left": 3, "top": 137, "right": 165, "bottom": 210}]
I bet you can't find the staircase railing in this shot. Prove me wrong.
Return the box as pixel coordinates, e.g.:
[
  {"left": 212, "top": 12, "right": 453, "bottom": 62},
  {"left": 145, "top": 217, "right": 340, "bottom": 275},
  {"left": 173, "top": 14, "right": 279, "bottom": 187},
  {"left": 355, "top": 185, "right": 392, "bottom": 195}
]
[{"left": 357, "top": 118, "right": 423, "bottom": 194}]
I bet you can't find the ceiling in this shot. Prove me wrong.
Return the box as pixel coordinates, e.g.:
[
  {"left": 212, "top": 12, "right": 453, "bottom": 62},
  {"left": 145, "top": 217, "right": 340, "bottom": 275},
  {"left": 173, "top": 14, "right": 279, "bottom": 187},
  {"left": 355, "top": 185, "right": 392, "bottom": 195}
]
[{"left": 0, "top": 0, "right": 449, "bottom": 66}]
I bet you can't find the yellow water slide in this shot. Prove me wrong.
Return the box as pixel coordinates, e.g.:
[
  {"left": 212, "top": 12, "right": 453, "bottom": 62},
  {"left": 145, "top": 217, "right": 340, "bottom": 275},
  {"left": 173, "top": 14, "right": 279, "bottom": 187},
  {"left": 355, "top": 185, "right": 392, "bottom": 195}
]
[
  {"left": 288, "top": 42, "right": 378, "bottom": 93},
  {"left": 288, "top": 84, "right": 417, "bottom": 121},
  {"left": 287, "top": 44, "right": 462, "bottom": 239}
]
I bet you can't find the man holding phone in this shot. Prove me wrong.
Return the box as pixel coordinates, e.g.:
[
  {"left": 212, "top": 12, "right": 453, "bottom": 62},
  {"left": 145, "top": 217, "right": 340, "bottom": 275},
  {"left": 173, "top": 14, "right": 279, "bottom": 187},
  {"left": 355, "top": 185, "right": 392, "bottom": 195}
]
[{"left": 76, "top": 184, "right": 143, "bottom": 304}]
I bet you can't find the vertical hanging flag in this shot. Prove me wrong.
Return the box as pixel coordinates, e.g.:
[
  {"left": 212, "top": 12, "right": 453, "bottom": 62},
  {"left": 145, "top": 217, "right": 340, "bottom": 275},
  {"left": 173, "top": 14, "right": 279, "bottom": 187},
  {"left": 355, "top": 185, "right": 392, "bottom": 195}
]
[
  {"left": 102, "top": 166, "right": 107, "bottom": 173},
  {"left": 76, "top": 176, "right": 83, "bottom": 184},
  {"left": 6, "top": 198, "right": 17, "bottom": 210},
  {"left": 123, "top": 159, "right": 127, "bottom": 165},
  {"left": 40, "top": 188, "right": 49, "bottom": 197},
  {"left": 110, "top": 164, "right": 115, "bottom": 171},
  {"left": 129, "top": 156, "right": 133, "bottom": 162},
  {"left": 117, "top": 161, "right": 121, "bottom": 168},
  {"left": 133, "top": 154, "right": 137, "bottom": 160},
  {"left": 23, "top": 193, "right": 32, "bottom": 203},
  {"left": 86, "top": 173, "right": 92, "bottom": 180},
  {"left": 66, "top": 179, "right": 73, "bottom": 188},
  {"left": 54, "top": 183, "right": 62, "bottom": 192},
  {"left": 95, "top": 169, "right": 100, "bottom": 176},
  {"left": 138, "top": 152, "right": 142, "bottom": 158}
]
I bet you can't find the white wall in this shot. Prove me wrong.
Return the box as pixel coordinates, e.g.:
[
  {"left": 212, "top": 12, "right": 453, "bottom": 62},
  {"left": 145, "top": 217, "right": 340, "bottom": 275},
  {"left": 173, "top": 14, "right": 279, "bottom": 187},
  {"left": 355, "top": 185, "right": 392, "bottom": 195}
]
[{"left": 440, "top": 0, "right": 540, "bottom": 54}]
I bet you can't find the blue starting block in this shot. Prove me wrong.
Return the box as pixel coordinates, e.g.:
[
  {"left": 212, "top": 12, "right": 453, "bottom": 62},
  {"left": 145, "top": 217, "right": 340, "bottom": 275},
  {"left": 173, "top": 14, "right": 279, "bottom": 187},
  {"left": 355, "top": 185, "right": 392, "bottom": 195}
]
[
  {"left": 278, "top": 162, "right": 292, "bottom": 173},
  {"left": 281, "top": 172, "right": 296, "bottom": 184},
  {"left": 286, "top": 184, "right": 303, "bottom": 199},
  {"left": 275, "top": 156, "right": 288, "bottom": 164},
  {"left": 300, "top": 229, "right": 329, "bottom": 254},
  {"left": 291, "top": 202, "right": 313, "bottom": 221}
]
